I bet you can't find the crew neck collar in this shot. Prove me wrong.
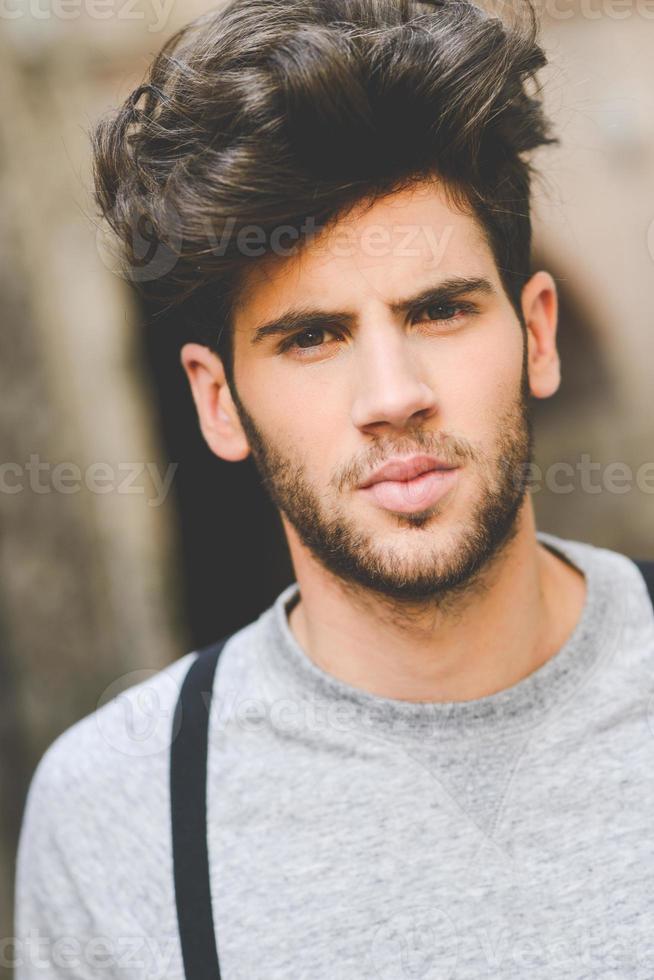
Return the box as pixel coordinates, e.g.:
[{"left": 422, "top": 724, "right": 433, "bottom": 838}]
[{"left": 264, "top": 531, "right": 625, "bottom": 740}]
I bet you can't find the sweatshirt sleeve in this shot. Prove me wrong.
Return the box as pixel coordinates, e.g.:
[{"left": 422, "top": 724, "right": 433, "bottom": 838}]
[{"left": 13, "top": 738, "right": 109, "bottom": 979}]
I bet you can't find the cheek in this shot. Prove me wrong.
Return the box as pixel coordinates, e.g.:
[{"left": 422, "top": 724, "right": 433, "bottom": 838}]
[
  {"left": 433, "top": 325, "right": 524, "bottom": 441},
  {"left": 242, "top": 361, "right": 342, "bottom": 460}
]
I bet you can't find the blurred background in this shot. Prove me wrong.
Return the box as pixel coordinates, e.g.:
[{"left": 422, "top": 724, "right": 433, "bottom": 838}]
[{"left": 0, "top": 0, "right": 653, "bottom": 963}]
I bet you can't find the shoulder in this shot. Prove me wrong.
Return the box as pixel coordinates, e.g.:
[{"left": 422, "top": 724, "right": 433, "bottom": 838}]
[
  {"left": 17, "top": 650, "right": 200, "bottom": 882},
  {"left": 33, "top": 651, "right": 197, "bottom": 798},
  {"left": 23, "top": 615, "right": 265, "bottom": 820},
  {"left": 14, "top": 650, "right": 201, "bottom": 954},
  {"left": 537, "top": 531, "right": 654, "bottom": 647},
  {"left": 14, "top": 630, "right": 259, "bottom": 946},
  {"left": 538, "top": 531, "right": 652, "bottom": 591}
]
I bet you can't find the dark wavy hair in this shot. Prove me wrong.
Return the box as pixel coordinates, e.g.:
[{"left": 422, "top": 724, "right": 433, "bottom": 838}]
[{"left": 91, "top": 0, "right": 559, "bottom": 391}]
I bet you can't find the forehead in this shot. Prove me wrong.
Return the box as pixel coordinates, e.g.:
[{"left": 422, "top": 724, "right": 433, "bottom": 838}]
[{"left": 232, "top": 181, "right": 496, "bottom": 335}]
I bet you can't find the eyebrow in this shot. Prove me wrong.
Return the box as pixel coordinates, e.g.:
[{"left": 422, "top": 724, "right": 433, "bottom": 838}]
[{"left": 248, "top": 275, "right": 497, "bottom": 346}]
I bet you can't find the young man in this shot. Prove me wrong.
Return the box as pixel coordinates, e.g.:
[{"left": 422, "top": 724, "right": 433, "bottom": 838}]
[{"left": 14, "top": 0, "right": 654, "bottom": 977}]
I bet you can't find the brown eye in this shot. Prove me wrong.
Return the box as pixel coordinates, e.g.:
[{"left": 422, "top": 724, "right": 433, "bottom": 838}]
[
  {"left": 412, "top": 300, "right": 478, "bottom": 328},
  {"left": 422, "top": 302, "right": 462, "bottom": 321},
  {"left": 278, "top": 325, "right": 344, "bottom": 357},
  {"left": 294, "top": 328, "right": 326, "bottom": 349}
]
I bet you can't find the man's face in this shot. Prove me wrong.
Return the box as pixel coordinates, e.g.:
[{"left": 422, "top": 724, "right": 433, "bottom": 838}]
[{"left": 228, "top": 181, "right": 535, "bottom": 603}]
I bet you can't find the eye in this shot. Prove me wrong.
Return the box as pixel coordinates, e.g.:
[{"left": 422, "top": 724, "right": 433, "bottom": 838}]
[
  {"left": 413, "top": 300, "right": 474, "bottom": 325},
  {"left": 278, "top": 326, "right": 342, "bottom": 357}
]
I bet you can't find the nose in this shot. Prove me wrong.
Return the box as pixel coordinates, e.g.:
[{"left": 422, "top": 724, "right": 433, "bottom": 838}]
[{"left": 350, "top": 326, "right": 438, "bottom": 433}]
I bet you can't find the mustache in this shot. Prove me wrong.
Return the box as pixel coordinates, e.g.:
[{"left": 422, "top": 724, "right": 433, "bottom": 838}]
[{"left": 338, "top": 437, "right": 474, "bottom": 491}]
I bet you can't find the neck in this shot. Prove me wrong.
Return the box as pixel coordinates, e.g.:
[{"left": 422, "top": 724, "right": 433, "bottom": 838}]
[{"left": 283, "top": 504, "right": 587, "bottom": 703}]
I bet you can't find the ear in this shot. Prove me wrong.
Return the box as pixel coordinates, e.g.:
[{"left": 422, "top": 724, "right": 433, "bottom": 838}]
[
  {"left": 179, "top": 343, "right": 250, "bottom": 462},
  {"left": 521, "top": 270, "right": 561, "bottom": 400}
]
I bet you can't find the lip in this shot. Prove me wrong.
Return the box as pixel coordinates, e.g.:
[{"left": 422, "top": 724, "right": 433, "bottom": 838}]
[
  {"left": 359, "top": 455, "right": 457, "bottom": 489},
  {"left": 359, "top": 466, "right": 460, "bottom": 514}
]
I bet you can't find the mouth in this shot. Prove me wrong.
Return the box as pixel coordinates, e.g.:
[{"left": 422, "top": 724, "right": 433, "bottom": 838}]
[
  {"left": 358, "top": 460, "right": 461, "bottom": 515},
  {"left": 359, "top": 454, "right": 457, "bottom": 489}
]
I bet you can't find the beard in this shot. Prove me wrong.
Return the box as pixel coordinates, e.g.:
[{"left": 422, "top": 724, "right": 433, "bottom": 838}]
[{"left": 228, "top": 340, "right": 535, "bottom": 608}]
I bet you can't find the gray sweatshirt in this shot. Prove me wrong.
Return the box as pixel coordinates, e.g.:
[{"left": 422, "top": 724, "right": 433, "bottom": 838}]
[{"left": 13, "top": 530, "right": 654, "bottom": 979}]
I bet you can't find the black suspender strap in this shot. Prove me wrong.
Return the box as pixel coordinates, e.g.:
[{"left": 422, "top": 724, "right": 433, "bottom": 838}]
[
  {"left": 170, "top": 636, "right": 232, "bottom": 980},
  {"left": 634, "top": 559, "right": 654, "bottom": 609}
]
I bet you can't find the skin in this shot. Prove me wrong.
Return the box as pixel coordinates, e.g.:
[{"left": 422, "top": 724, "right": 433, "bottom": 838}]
[{"left": 181, "top": 179, "right": 587, "bottom": 702}]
